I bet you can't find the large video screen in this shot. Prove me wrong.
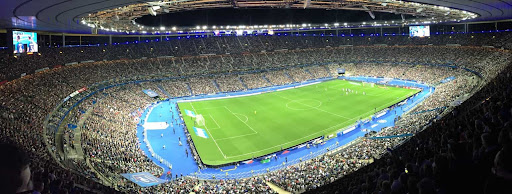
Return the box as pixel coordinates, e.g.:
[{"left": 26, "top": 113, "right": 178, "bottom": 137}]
[
  {"left": 409, "top": 26, "right": 430, "bottom": 37},
  {"left": 13, "top": 31, "right": 38, "bottom": 54}
]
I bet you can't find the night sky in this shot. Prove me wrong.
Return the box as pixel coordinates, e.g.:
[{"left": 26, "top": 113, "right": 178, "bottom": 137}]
[{"left": 136, "top": 8, "right": 410, "bottom": 27}]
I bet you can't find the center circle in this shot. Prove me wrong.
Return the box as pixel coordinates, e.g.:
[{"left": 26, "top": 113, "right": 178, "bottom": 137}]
[{"left": 286, "top": 99, "right": 322, "bottom": 110}]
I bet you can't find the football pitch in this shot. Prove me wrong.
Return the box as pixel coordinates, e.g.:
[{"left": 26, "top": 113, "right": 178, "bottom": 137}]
[{"left": 178, "top": 79, "right": 419, "bottom": 165}]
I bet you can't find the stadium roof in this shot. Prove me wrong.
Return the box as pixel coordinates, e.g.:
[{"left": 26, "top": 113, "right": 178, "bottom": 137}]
[{"left": 1, "top": 0, "right": 511, "bottom": 34}]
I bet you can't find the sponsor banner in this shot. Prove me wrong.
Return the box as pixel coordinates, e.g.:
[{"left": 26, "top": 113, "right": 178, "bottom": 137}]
[
  {"left": 157, "top": 56, "right": 174, "bottom": 58},
  {"left": 375, "top": 109, "right": 388, "bottom": 118},
  {"left": 78, "top": 87, "right": 87, "bottom": 93},
  {"left": 142, "top": 89, "right": 159, "bottom": 98},
  {"left": 20, "top": 73, "right": 27, "bottom": 77},
  {"left": 342, "top": 125, "right": 356, "bottom": 135},
  {"left": 0, "top": 80, "right": 7, "bottom": 86},
  {"left": 80, "top": 60, "right": 95, "bottom": 63},
  {"left": 185, "top": 109, "right": 196, "bottom": 117},
  {"left": 368, "top": 133, "right": 413, "bottom": 139},
  {"left": 62, "top": 96, "right": 71, "bottom": 102},
  {"left": 65, "top": 62, "right": 78, "bottom": 66},
  {"left": 193, "top": 127, "right": 208, "bottom": 138},
  {"left": 67, "top": 87, "right": 88, "bottom": 99},
  {"left": 296, "top": 144, "right": 307, "bottom": 149},
  {"left": 260, "top": 159, "right": 271, "bottom": 164},
  {"left": 69, "top": 91, "right": 80, "bottom": 98},
  {"left": 440, "top": 76, "right": 456, "bottom": 83},
  {"left": 121, "top": 172, "right": 167, "bottom": 187},
  {"left": 265, "top": 154, "right": 276, "bottom": 160},
  {"left": 241, "top": 160, "right": 253, "bottom": 164},
  {"left": 35, "top": 67, "right": 49, "bottom": 73}
]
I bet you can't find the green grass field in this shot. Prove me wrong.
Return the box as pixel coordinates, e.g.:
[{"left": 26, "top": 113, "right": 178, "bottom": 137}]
[{"left": 178, "top": 79, "right": 419, "bottom": 165}]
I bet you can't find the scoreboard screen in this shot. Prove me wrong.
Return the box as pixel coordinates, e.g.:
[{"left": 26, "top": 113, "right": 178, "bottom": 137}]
[
  {"left": 13, "top": 31, "right": 38, "bottom": 54},
  {"left": 409, "top": 26, "right": 430, "bottom": 37}
]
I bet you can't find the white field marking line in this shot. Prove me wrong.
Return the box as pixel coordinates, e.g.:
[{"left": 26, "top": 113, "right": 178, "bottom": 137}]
[
  {"left": 189, "top": 102, "right": 227, "bottom": 159},
  {"left": 209, "top": 114, "right": 221, "bottom": 129},
  {"left": 273, "top": 92, "right": 351, "bottom": 119},
  {"left": 223, "top": 106, "right": 258, "bottom": 134},
  {"left": 224, "top": 92, "right": 416, "bottom": 159},
  {"left": 233, "top": 113, "right": 249, "bottom": 123},
  {"left": 285, "top": 99, "right": 322, "bottom": 111},
  {"left": 216, "top": 132, "right": 258, "bottom": 141}
]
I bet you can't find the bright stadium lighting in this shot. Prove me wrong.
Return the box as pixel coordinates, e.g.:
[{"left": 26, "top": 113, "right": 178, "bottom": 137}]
[{"left": 160, "top": 26, "right": 165, "bottom": 30}]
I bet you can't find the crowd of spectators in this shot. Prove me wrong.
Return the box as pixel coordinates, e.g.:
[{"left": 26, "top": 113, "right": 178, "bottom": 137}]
[
  {"left": 311, "top": 62, "right": 512, "bottom": 194},
  {"left": 2, "top": 32, "right": 512, "bottom": 81},
  {"left": 216, "top": 75, "right": 247, "bottom": 92},
  {"left": 0, "top": 33, "right": 511, "bottom": 193},
  {"left": 241, "top": 73, "right": 271, "bottom": 89},
  {"left": 80, "top": 84, "right": 165, "bottom": 189}
]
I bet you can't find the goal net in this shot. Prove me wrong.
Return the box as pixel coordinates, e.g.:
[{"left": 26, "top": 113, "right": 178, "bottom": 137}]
[
  {"left": 362, "top": 82, "right": 375, "bottom": 87},
  {"left": 195, "top": 114, "right": 205, "bottom": 127}
]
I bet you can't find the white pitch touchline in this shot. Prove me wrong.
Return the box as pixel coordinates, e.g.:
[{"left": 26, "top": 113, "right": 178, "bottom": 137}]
[
  {"left": 273, "top": 92, "right": 351, "bottom": 119},
  {"left": 224, "top": 92, "right": 415, "bottom": 158},
  {"left": 189, "top": 102, "right": 227, "bottom": 159},
  {"left": 209, "top": 114, "right": 221, "bottom": 129},
  {"left": 223, "top": 106, "right": 258, "bottom": 134}
]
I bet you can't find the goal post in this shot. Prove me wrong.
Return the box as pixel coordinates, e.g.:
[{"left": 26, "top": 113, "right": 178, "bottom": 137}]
[
  {"left": 195, "top": 114, "right": 206, "bottom": 127},
  {"left": 362, "top": 82, "right": 375, "bottom": 87}
]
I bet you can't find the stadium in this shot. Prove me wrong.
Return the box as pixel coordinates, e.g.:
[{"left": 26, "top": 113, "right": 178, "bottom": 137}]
[{"left": 0, "top": 0, "right": 511, "bottom": 193}]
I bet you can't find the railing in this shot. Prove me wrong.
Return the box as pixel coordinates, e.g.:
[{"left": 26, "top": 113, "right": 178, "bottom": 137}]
[{"left": 142, "top": 104, "right": 173, "bottom": 171}]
